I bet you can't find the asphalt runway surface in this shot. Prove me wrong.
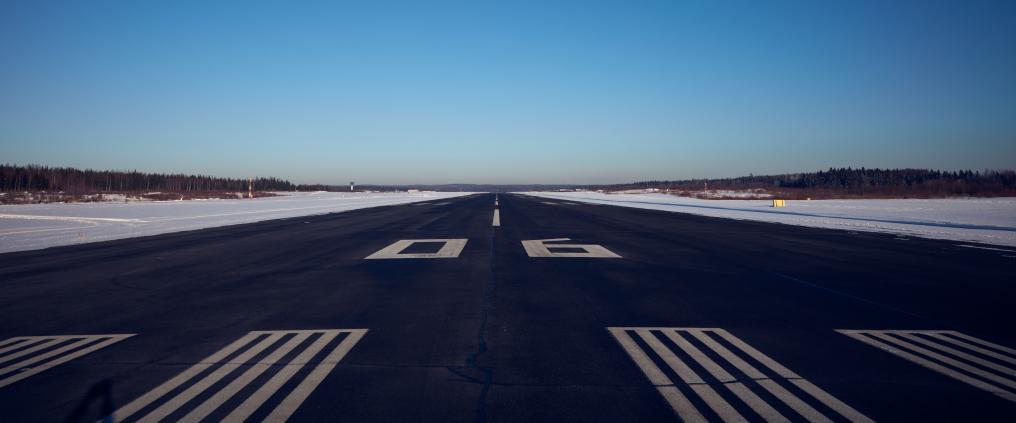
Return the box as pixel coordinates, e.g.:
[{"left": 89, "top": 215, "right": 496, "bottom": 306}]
[{"left": 0, "top": 193, "right": 1013, "bottom": 422}]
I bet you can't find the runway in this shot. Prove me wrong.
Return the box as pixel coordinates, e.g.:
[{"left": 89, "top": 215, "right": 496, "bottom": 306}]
[{"left": 0, "top": 193, "right": 1013, "bottom": 422}]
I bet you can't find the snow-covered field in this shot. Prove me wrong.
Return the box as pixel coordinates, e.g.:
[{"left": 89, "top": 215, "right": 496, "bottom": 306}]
[
  {"left": 524, "top": 191, "right": 1016, "bottom": 248},
  {"left": 0, "top": 191, "right": 472, "bottom": 253}
]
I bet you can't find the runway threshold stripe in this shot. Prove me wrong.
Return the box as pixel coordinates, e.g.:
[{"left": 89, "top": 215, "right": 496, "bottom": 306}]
[
  {"left": 608, "top": 329, "right": 707, "bottom": 422},
  {"left": 609, "top": 327, "right": 872, "bottom": 423},
  {"left": 660, "top": 330, "right": 787, "bottom": 421},
  {"left": 107, "top": 329, "right": 367, "bottom": 423},
  {"left": 0, "top": 334, "right": 134, "bottom": 388},
  {"left": 178, "top": 333, "right": 312, "bottom": 422},
  {"left": 838, "top": 330, "right": 1016, "bottom": 402},
  {"left": 264, "top": 329, "right": 366, "bottom": 422}
]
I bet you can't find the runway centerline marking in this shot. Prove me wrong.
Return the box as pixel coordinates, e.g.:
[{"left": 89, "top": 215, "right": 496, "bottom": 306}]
[
  {"left": 0, "top": 334, "right": 134, "bottom": 388},
  {"left": 492, "top": 209, "right": 500, "bottom": 227},
  {"left": 522, "top": 238, "right": 620, "bottom": 258},
  {"left": 609, "top": 327, "right": 873, "bottom": 422},
  {"left": 365, "top": 239, "right": 468, "bottom": 259},
  {"left": 838, "top": 329, "right": 1016, "bottom": 402},
  {"left": 106, "top": 329, "right": 366, "bottom": 422}
]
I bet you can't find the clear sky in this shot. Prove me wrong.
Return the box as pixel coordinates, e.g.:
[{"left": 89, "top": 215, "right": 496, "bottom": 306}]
[{"left": 2, "top": 1, "right": 1015, "bottom": 184}]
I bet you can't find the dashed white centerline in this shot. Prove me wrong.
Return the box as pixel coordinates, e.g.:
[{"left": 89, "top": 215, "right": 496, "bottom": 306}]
[{"left": 493, "top": 209, "right": 500, "bottom": 227}]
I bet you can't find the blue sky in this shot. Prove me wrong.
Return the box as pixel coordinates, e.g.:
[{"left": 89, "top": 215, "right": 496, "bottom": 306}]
[{"left": 2, "top": 1, "right": 1014, "bottom": 184}]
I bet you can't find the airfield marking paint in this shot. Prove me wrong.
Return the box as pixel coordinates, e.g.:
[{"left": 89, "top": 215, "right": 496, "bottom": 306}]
[
  {"left": 521, "top": 238, "right": 621, "bottom": 258},
  {"left": 957, "top": 244, "right": 1016, "bottom": 253},
  {"left": 609, "top": 327, "right": 872, "bottom": 423},
  {"left": 107, "top": 329, "right": 366, "bottom": 422},
  {"left": 0, "top": 334, "right": 134, "bottom": 388},
  {"left": 838, "top": 330, "right": 1016, "bottom": 402},
  {"left": 365, "top": 239, "right": 468, "bottom": 259},
  {"left": 493, "top": 209, "right": 500, "bottom": 227}
]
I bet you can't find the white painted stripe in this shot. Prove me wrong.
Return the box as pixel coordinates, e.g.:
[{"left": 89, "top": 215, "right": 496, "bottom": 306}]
[
  {"left": 635, "top": 329, "right": 745, "bottom": 422},
  {"left": 839, "top": 330, "right": 1015, "bottom": 402},
  {"left": 661, "top": 330, "right": 790, "bottom": 422},
  {"left": 656, "top": 386, "right": 709, "bottom": 423},
  {"left": 0, "top": 335, "right": 133, "bottom": 388},
  {"left": 788, "top": 379, "right": 875, "bottom": 423},
  {"left": 724, "top": 382, "right": 789, "bottom": 423},
  {"left": 688, "top": 384, "right": 747, "bottom": 423},
  {"left": 712, "top": 329, "right": 800, "bottom": 379},
  {"left": 108, "top": 330, "right": 366, "bottom": 423},
  {"left": 756, "top": 379, "right": 832, "bottom": 423},
  {"left": 870, "top": 333, "right": 1015, "bottom": 390},
  {"left": 0, "top": 338, "right": 88, "bottom": 375},
  {"left": 611, "top": 328, "right": 872, "bottom": 422},
  {"left": 900, "top": 333, "right": 1014, "bottom": 376},
  {"left": 957, "top": 244, "right": 1016, "bottom": 253},
  {"left": 944, "top": 331, "right": 1016, "bottom": 356},
  {"left": 138, "top": 333, "right": 287, "bottom": 423},
  {"left": 927, "top": 332, "right": 1016, "bottom": 366},
  {"left": 109, "top": 332, "right": 261, "bottom": 422},
  {"left": 688, "top": 330, "right": 768, "bottom": 380},
  {"left": 180, "top": 333, "right": 312, "bottom": 422},
  {"left": 224, "top": 331, "right": 339, "bottom": 422},
  {"left": 661, "top": 330, "right": 735, "bottom": 382},
  {"left": 263, "top": 329, "right": 367, "bottom": 422},
  {"left": 608, "top": 328, "right": 673, "bottom": 386},
  {"left": 492, "top": 209, "right": 500, "bottom": 227},
  {"left": 0, "top": 338, "right": 64, "bottom": 365},
  {"left": 635, "top": 330, "right": 704, "bottom": 384},
  {"left": 0, "top": 337, "right": 29, "bottom": 353},
  {"left": 606, "top": 328, "right": 706, "bottom": 422}
]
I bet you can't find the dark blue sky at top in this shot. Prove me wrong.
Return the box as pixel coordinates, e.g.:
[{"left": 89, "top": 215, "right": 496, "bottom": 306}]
[{"left": 2, "top": 0, "right": 1014, "bottom": 184}]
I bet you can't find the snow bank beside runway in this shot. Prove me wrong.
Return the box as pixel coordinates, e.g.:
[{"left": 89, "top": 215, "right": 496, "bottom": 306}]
[
  {"left": 523, "top": 192, "right": 1016, "bottom": 247},
  {"left": 0, "top": 191, "right": 473, "bottom": 253}
]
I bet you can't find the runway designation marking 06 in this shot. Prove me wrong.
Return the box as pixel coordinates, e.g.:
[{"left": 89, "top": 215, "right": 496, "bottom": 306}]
[
  {"left": 365, "top": 239, "right": 468, "bottom": 259},
  {"left": 838, "top": 329, "right": 1016, "bottom": 402},
  {"left": 608, "top": 327, "right": 873, "bottom": 423},
  {"left": 522, "top": 238, "right": 621, "bottom": 258},
  {"left": 106, "top": 329, "right": 366, "bottom": 423},
  {"left": 0, "top": 334, "right": 134, "bottom": 388}
]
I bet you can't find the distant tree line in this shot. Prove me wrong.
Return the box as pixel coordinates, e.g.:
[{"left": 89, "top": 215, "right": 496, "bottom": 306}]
[
  {"left": 0, "top": 164, "right": 294, "bottom": 193},
  {"left": 598, "top": 168, "right": 1016, "bottom": 198}
]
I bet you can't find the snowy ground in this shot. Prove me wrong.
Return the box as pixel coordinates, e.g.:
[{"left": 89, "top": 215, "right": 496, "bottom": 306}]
[
  {"left": 0, "top": 191, "right": 472, "bottom": 253},
  {"left": 524, "top": 191, "right": 1016, "bottom": 248}
]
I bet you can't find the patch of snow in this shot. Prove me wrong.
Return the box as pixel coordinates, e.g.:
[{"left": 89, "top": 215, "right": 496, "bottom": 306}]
[
  {"left": 0, "top": 191, "right": 474, "bottom": 253},
  {"left": 522, "top": 191, "right": 1016, "bottom": 247}
]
